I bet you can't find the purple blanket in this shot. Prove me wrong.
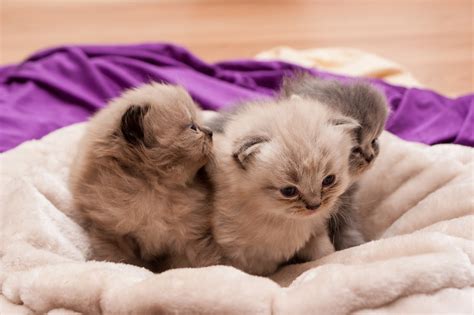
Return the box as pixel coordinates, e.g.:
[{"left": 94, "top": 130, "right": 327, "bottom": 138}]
[{"left": 0, "top": 43, "right": 472, "bottom": 153}]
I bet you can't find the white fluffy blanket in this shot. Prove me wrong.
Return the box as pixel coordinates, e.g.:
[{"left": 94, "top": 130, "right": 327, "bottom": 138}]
[{"left": 1, "top": 121, "right": 473, "bottom": 314}]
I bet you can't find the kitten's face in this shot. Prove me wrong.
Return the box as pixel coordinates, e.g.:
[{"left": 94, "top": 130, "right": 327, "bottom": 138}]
[
  {"left": 117, "top": 83, "right": 213, "bottom": 178},
  {"left": 145, "top": 97, "right": 213, "bottom": 166},
  {"left": 261, "top": 142, "right": 351, "bottom": 218},
  {"left": 349, "top": 113, "right": 385, "bottom": 176},
  {"left": 230, "top": 116, "right": 354, "bottom": 219}
]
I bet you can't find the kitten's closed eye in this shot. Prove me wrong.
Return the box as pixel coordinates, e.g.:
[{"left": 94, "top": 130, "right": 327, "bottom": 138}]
[{"left": 189, "top": 123, "right": 198, "bottom": 131}]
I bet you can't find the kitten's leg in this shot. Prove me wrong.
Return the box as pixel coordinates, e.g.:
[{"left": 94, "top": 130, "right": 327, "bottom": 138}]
[
  {"left": 330, "top": 219, "right": 365, "bottom": 250},
  {"left": 184, "top": 232, "right": 223, "bottom": 267},
  {"left": 88, "top": 230, "right": 144, "bottom": 266},
  {"left": 327, "top": 184, "right": 365, "bottom": 250},
  {"left": 296, "top": 232, "right": 335, "bottom": 262},
  {"left": 88, "top": 228, "right": 173, "bottom": 272}
]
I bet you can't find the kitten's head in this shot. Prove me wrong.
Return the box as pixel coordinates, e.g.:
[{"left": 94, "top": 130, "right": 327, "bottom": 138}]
[
  {"left": 346, "top": 83, "right": 388, "bottom": 175},
  {"left": 222, "top": 99, "right": 357, "bottom": 219},
  {"left": 281, "top": 73, "right": 388, "bottom": 176},
  {"left": 103, "top": 83, "right": 213, "bottom": 181}
]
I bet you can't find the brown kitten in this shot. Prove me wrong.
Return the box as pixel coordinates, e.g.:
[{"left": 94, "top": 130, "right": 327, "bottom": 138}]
[
  {"left": 208, "top": 97, "right": 358, "bottom": 276},
  {"left": 69, "top": 83, "right": 221, "bottom": 271},
  {"left": 281, "top": 74, "right": 389, "bottom": 250}
]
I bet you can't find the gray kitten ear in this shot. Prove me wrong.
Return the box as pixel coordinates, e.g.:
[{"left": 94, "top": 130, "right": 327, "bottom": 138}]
[
  {"left": 330, "top": 116, "right": 358, "bottom": 127},
  {"left": 121, "top": 104, "right": 150, "bottom": 145},
  {"left": 330, "top": 116, "right": 361, "bottom": 140},
  {"left": 233, "top": 136, "right": 269, "bottom": 169}
]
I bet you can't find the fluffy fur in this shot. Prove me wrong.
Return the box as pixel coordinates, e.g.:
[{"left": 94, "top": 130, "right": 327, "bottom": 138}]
[
  {"left": 281, "top": 73, "right": 389, "bottom": 250},
  {"left": 208, "top": 98, "right": 358, "bottom": 275},
  {"left": 69, "top": 82, "right": 221, "bottom": 271},
  {"left": 281, "top": 73, "right": 389, "bottom": 176}
]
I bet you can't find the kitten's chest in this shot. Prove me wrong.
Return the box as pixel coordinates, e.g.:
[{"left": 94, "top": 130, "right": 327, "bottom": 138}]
[
  {"left": 134, "top": 188, "right": 209, "bottom": 253},
  {"left": 237, "top": 218, "right": 316, "bottom": 263},
  {"left": 262, "top": 221, "right": 313, "bottom": 254},
  {"left": 224, "top": 219, "right": 316, "bottom": 275}
]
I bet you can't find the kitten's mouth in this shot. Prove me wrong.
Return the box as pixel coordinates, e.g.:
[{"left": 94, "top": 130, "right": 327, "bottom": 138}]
[{"left": 200, "top": 139, "right": 212, "bottom": 155}]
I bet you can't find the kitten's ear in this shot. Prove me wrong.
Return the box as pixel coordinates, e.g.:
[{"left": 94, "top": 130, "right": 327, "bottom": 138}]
[
  {"left": 120, "top": 104, "right": 150, "bottom": 145},
  {"left": 330, "top": 116, "right": 361, "bottom": 139},
  {"left": 233, "top": 136, "right": 269, "bottom": 170},
  {"left": 290, "top": 94, "right": 303, "bottom": 101}
]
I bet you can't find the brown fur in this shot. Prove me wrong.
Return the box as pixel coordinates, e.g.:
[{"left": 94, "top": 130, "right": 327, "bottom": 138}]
[
  {"left": 208, "top": 98, "right": 358, "bottom": 276},
  {"left": 69, "top": 83, "right": 221, "bottom": 271}
]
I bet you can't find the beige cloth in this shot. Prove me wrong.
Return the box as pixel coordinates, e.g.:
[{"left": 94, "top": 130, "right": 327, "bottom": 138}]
[
  {"left": 0, "top": 119, "right": 473, "bottom": 314},
  {"left": 256, "top": 46, "right": 423, "bottom": 88}
]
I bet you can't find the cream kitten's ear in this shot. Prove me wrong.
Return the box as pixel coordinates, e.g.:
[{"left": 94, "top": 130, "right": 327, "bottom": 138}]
[
  {"left": 233, "top": 136, "right": 269, "bottom": 169},
  {"left": 120, "top": 104, "right": 150, "bottom": 145}
]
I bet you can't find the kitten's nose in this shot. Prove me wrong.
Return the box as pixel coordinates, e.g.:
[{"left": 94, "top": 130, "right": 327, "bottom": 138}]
[
  {"left": 305, "top": 203, "right": 321, "bottom": 211},
  {"left": 201, "top": 127, "right": 213, "bottom": 138},
  {"left": 364, "top": 154, "right": 374, "bottom": 163}
]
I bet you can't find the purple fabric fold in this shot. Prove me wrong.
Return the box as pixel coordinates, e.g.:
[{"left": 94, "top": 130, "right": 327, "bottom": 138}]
[{"left": 0, "top": 43, "right": 472, "bottom": 152}]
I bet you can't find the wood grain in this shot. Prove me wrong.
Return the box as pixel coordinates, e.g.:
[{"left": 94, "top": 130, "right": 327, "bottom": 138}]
[{"left": 1, "top": 0, "right": 472, "bottom": 96}]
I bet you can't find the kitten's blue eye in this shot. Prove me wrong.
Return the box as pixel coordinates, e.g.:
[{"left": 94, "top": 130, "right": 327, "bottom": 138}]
[
  {"left": 189, "top": 123, "right": 198, "bottom": 131},
  {"left": 280, "top": 186, "right": 298, "bottom": 198},
  {"left": 322, "top": 175, "right": 336, "bottom": 187},
  {"left": 352, "top": 147, "right": 363, "bottom": 155},
  {"left": 371, "top": 139, "right": 378, "bottom": 146}
]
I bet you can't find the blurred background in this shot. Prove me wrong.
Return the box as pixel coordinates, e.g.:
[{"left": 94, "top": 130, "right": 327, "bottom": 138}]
[{"left": 2, "top": 0, "right": 472, "bottom": 96}]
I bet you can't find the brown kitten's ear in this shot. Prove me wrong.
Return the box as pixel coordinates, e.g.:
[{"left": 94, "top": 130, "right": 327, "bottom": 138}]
[
  {"left": 121, "top": 104, "right": 150, "bottom": 145},
  {"left": 233, "top": 136, "right": 269, "bottom": 170}
]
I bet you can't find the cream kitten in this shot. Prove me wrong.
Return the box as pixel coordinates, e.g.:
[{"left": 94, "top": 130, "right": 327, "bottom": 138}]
[
  {"left": 281, "top": 74, "right": 389, "bottom": 250},
  {"left": 70, "top": 83, "right": 221, "bottom": 271},
  {"left": 208, "top": 98, "right": 358, "bottom": 276}
]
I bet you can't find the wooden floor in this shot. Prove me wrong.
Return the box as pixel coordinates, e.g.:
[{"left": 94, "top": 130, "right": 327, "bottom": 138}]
[{"left": 1, "top": 0, "right": 473, "bottom": 96}]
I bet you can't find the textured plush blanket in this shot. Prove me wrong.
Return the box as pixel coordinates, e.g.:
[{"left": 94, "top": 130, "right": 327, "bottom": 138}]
[
  {"left": 1, "top": 44, "right": 473, "bottom": 153},
  {"left": 1, "top": 119, "right": 473, "bottom": 314}
]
